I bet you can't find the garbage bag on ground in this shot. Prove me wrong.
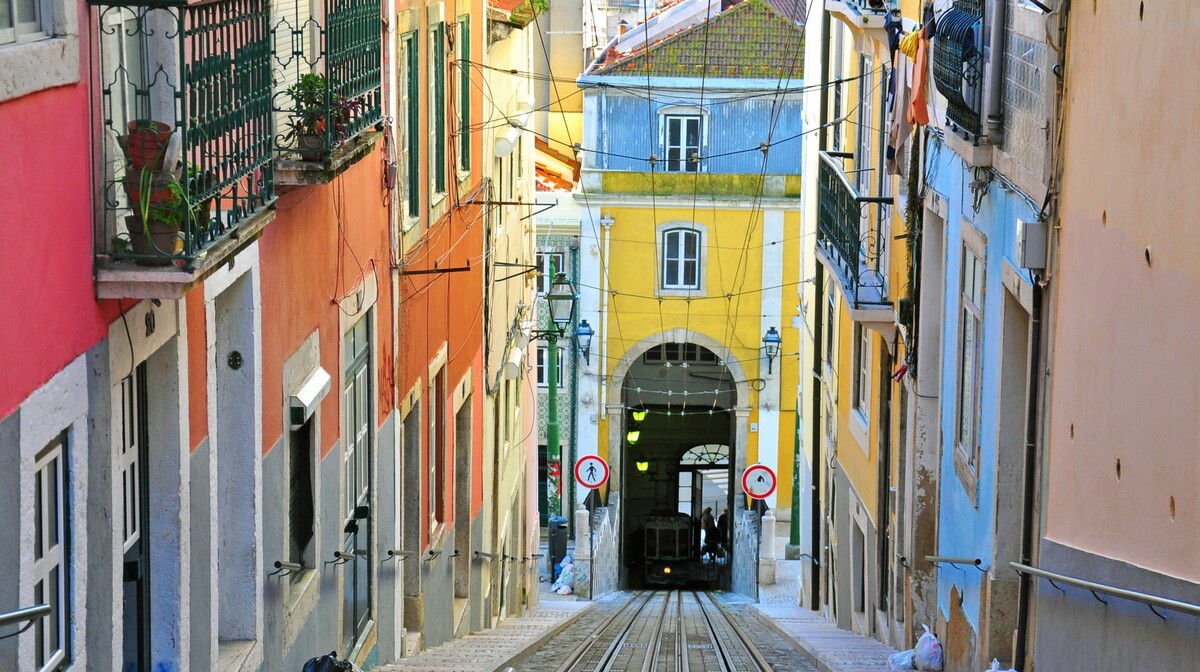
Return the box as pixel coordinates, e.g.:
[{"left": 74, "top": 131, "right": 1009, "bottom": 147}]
[
  {"left": 551, "top": 561, "right": 575, "bottom": 593},
  {"left": 914, "top": 625, "right": 943, "bottom": 671},
  {"left": 889, "top": 649, "right": 916, "bottom": 670},
  {"left": 302, "top": 652, "right": 356, "bottom": 672},
  {"left": 982, "top": 659, "right": 1017, "bottom": 672}
]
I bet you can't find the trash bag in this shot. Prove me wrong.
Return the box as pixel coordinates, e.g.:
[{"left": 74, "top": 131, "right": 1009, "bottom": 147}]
[
  {"left": 302, "top": 652, "right": 356, "bottom": 672},
  {"left": 889, "top": 649, "right": 916, "bottom": 670},
  {"left": 982, "top": 659, "right": 1017, "bottom": 672},
  {"left": 914, "top": 625, "right": 943, "bottom": 671}
]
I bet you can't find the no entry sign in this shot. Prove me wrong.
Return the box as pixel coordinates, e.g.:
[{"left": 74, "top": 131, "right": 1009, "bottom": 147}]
[
  {"left": 574, "top": 455, "right": 609, "bottom": 489},
  {"left": 742, "top": 463, "right": 777, "bottom": 500}
]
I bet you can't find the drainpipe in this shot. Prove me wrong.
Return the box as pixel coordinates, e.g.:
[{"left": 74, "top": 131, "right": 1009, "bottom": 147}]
[
  {"left": 809, "top": 265, "right": 825, "bottom": 611},
  {"left": 1013, "top": 276, "right": 1041, "bottom": 670},
  {"left": 983, "top": 0, "right": 1006, "bottom": 141},
  {"left": 598, "top": 212, "right": 614, "bottom": 419}
]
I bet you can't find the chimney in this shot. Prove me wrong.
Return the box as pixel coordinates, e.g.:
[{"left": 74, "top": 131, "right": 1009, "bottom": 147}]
[{"left": 618, "top": 19, "right": 629, "bottom": 35}]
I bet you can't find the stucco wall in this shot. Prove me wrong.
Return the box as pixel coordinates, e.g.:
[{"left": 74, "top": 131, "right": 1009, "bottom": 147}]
[{"left": 1046, "top": 0, "right": 1200, "bottom": 582}]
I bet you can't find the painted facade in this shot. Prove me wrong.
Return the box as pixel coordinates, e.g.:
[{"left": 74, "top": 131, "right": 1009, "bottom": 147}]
[
  {"left": 0, "top": 0, "right": 543, "bottom": 666},
  {"left": 1033, "top": 1, "right": 1200, "bottom": 669},
  {"left": 574, "top": 0, "right": 805, "bottom": 593}
]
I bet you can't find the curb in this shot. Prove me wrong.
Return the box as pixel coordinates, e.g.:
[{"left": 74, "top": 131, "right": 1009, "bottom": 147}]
[
  {"left": 491, "top": 599, "right": 599, "bottom": 672},
  {"left": 749, "top": 605, "right": 838, "bottom": 672}
]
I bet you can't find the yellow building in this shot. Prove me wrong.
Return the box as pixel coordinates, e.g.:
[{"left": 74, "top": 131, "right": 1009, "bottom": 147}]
[{"left": 573, "top": 0, "right": 807, "bottom": 592}]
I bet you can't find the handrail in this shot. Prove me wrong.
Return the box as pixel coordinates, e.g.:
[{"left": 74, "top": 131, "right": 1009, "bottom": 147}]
[
  {"left": 927, "top": 555, "right": 986, "bottom": 571},
  {"left": 1011, "top": 562, "right": 1200, "bottom": 620},
  {"left": 0, "top": 605, "right": 50, "bottom": 631}
]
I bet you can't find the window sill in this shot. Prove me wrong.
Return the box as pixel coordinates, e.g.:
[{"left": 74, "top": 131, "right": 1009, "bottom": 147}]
[
  {"left": 952, "top": 444, "right": 979, "bottom": 505},
  {"left": 657, "top": 286, "right": 705, "bottom": 298},
  {"left": 216, "top": 639, "right": 261, "bottom": 672},
  {"left": 0, "top": 34, "right": 80, "bottom": 102},
  {"left": 283, "top": 568, "right": 320, "bottom": 650}
]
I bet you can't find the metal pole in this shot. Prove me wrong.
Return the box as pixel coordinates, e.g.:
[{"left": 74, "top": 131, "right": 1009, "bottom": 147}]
[
  {"left": 547, "top": 258, "right": 561, "bottom": 518},
  {"left": 789, "top": 413, "right": 801, "bottom": 547}
]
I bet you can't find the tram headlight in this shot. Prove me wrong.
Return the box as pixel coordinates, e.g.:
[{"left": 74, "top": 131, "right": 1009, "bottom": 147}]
[{"left": 663, "top": 566, "right": 671, "bottom": 575}]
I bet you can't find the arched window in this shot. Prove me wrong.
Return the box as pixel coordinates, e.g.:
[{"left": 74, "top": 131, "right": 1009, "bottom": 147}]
[{"left": 680, "top": 444, "right": 729, "bottom": 467}]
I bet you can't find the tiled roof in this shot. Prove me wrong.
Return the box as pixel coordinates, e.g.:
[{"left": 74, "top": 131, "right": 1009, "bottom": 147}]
[{"left": 595, "top": 0, "right": 805, "bottom": 79}]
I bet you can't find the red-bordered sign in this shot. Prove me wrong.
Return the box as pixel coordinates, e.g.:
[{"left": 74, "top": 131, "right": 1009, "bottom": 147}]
[
  {"left": 574, "top": 455, "right": 610, "bottom": 489},
  {"left": 742, "top": 463, "right": 777, "bottom": 500}
]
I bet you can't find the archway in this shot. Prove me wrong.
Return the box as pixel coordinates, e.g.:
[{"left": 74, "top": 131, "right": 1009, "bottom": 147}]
[{"left": 609, "top": 332, "right": 751, "bottom": 590}]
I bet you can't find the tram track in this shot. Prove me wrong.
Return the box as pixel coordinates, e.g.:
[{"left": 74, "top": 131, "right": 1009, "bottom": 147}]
[{"left": 552, "top": 591, "right": 773, "bottom": 672}]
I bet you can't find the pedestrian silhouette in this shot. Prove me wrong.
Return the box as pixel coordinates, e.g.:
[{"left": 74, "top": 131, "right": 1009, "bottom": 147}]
[{"left": 586, "top": 463, "right": 597, "bottom": 481}]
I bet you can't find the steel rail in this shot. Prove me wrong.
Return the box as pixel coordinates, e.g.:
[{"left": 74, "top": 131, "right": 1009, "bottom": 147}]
[
  {"left": 1011, "top": 562, "right": 1200, "bottom": 620},
  {"left": 555, "top": 591, "right": 656, "bottom": 672},
  {"left": 635, "top": 590, "right": 673, "bottom": 672},
  {"left": 695, "top": 591, "right": 774, "bottom": 672}
]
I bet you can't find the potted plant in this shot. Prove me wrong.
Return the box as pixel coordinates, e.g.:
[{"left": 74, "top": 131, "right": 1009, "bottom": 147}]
[
  {"left": 126, "top": 119, "right": 174, "bottom": 171},
  {"left": 283, "top": 73, "right": 364, "bottom": 161},
  {"left": 123, "top": 165, "right": 210, "bottom": 265}
]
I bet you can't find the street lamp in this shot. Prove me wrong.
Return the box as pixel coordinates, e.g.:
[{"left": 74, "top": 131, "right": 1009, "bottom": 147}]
[
  {"left": 575, "top": 320, "right": 594, "bottom": 364},
  {"left": 762, "top": 326, "right": 782, "bottom": 374},
  {"left": 534, "top": 259, "right": 577, "bottom": 519}
]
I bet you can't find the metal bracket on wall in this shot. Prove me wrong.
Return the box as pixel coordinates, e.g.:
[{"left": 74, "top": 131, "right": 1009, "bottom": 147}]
[{"left": 400, "top": 260, "right": 471, "bottom": 276}]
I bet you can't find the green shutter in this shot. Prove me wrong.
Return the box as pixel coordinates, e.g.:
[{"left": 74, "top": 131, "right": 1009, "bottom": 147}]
[
  {"left": 406, "top": 34, "right": 420, "bottom": 219},
  {"left": 459, "top": 17, "right": 471, "bottom": 173},
  {"left": 434, "top": 23, "right": 446, "bottom": 194}
]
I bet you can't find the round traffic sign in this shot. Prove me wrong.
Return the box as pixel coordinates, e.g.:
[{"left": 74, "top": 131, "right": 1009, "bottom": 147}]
[
  {"left": 742, "top": 463, "right": 777, "bottom": 500},
  {"left": 574, "top": 455, "right": 609, "bottom": 489}
]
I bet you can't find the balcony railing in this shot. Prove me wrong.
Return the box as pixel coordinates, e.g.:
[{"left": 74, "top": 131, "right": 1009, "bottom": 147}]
[
  {"left": 932, "top": 0, "right": 984, "bottom": 136},
  {"left": 271, "top": 0, "right": 382, "bottom": 171},
  {"left": 816, "top": 151, "right": 892, "bottom": 307},
  {"left": 93, "top": 0, "right": 276, "bottom": 279}
]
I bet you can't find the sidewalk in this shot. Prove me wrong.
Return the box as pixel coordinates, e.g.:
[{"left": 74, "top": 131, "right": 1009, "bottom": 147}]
[
  {"left": 753, "top": 522, "right": 901, "bottom": 672},
  {"left": 374, "top": 541, "right": 590, "bottom": 672},
  {"left": 374, "top": 585, "right": 592, "bottom": 672}
]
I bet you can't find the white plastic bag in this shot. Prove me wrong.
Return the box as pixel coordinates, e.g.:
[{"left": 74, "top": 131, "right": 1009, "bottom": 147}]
[
  {"left": 914, "top": 625, "right": 943, "bottom": 671},
  {"left": 889, "top": 649, "right": 916, "bottom": 670},
  {"left": 982, "top": 659, "right": 1016, "bottom": 672}
]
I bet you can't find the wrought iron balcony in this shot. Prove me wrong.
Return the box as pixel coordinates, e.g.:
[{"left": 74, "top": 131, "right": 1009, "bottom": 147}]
[
  {"left": 93, "top": 0, "right": 276, "bottom": 297},
  {"left": 271, "top": 0, "right": 383, "bottom": 184},
  {"left": 932, "top": 0, "right": 984, "bottom": 136},
  {"left": 816, "top": 151, "right": 893, "bottom": 312}
]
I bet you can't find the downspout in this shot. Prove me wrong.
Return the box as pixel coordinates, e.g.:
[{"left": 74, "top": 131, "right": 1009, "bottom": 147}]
[
  {"left": 1013, "top": 276, "right": 1042, "bottom": 670},
  {"left": 809, "top": 265, "right": 825, "bottom": 611},
  {"left": 983, "top": 0, "right": 1006, "bottom": 141},
  {"left": 599, "top": 213, "right": 613, "bottom": 419}
]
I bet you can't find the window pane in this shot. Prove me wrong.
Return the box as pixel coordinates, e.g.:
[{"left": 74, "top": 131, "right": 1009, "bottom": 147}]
[
  {"left": 0, "top": 2, "right": 13, "bottom": 31},
  {"left": 668, "top": 118, "right": 680, "bottom": 145},
  {"left": 48, "top": 458, "right": 58, "bottom": 546},
  {"left": 15, "top": 0, "right": 37, "bottom": 28},
  {"left": 686, "top": 118, "right": 699, "bottom": 148}
]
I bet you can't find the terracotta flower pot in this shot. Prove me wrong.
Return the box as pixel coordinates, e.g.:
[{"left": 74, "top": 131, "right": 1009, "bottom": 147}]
[
  {"left": 296, "top": 133, "right": 326, "bottom": 161},
  {"left": 126, "top": 216, "right": 180, "bottom": 266},
  {"left": 123, "top": 170, "right": 176, "bottom": 207},
  {"left": 126, "top": 120, "right": 173, "bottom": 171}
]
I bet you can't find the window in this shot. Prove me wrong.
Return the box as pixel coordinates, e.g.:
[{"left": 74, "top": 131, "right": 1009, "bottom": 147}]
[
  {"left": 288, "top": 418, "right": 315, "bottom": 577},
  {"left": 642, "top": 343, "right": 718, "bottom": 365},
  {"left": 536, "top": 346, "right": 564, "bottom": 387},
  {"left": 830, "top": 23, "right": 845, "bottom": 152},
  {"left": 430, "top": 22, "right": 446, "bottom": 197},
  {"left": 956, "top": 244, "right": 984, "bottom": 472},
  {"left": 536, "top": 251, "right": 565, "bottom": 294},
  {"left": 661, "top": 228, "right": 700, "bottom": 290},
  {"left": 852, "top": 323, "right": 869, "bottom": 416},
  {"left": 456, "top": 16, "right": 470, "bottom": 173},
  {"left": 429, "top": 369, "right": 446, "bottom": 526},
  {"left": 824, "top": 288, "right": 836, "bottom": 367},
  {"left": 663, "top": 114, "right": 701, "bottom": 172},
  {"left": 34, "top": 435, "right": 69, "bottom": 671},
  {"left": 404, "top": 32, "right": 420, "bottom": 220},
  {"left": 857, "top": 55, "right": 874, "bottom": 198},
  {"left": 1, "top": 0, "right": 47, "bottom": 45}
]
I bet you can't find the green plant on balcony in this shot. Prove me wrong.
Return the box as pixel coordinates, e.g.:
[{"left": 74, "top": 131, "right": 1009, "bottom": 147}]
[
  {"left": 283, "top": 73, "right": 364, "bottom": 160},
  {"left": 121, "top": 164, "right": 213, "bottom": 264}
]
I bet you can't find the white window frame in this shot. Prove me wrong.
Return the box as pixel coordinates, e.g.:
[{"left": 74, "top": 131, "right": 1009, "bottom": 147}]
[
  {"left": 536, "top": 251, "right": 566, "bottom": 295},
  {"left": 33, "top": 435, "right": 68, "bottom": 672},
  {"left": 429, "top": 21, "right": 447, "bottom": 203},
  {"left": 956, "top": 240, "right": 985, "bottom": 477},
  {"left": 661, "top": 112, "right": 704, "bottom": 173},
  {"left": 658, "top": 223, "right": 706, "bottom": 294},
  {"left": 536, "top": 346, "right": 564, "bottom": 387},
  {"left": 1, "top": 0, "right": 48, "bottom": 46}
]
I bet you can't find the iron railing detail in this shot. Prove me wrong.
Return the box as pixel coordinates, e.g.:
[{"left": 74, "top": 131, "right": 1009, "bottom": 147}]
[
  {"left": 271, "top": 0, "right": 382, "bottom": 161},
  {"left": 817, "top": 151, "right": 893, "bottom": 305},
  {"left": 95, "top": 0, "right": 275, "bottom": 269},
  {"left": 932, "top": 1, "right": 985, "bottom": 136}
]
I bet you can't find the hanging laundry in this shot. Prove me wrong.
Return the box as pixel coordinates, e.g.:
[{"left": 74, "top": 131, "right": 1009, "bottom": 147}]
[
  {"left": 908, "top": 35, "right": 930, "bottom": 127},
  {"left": 887, "top": 51, "right": 913, "bottom": 176},
  {"left": 899, "top": 30, "right": 920, "bottom": 59}
]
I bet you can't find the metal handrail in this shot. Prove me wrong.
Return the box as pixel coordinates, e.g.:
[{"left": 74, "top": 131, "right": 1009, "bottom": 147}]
[
  {"left": 0, "top": 605, "right": 50, "bottom": 630},
  {"left": 927, "top": 555, "right": 987, "bottom": 571},
  {"left": 1011, "top": 562, "right": 1200, "bottom": 620}
]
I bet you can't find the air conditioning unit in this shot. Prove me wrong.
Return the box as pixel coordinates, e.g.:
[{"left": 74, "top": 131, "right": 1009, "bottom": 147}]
[{"left": 1016, "top": 217, "right": 1047, "bottom": 271}]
